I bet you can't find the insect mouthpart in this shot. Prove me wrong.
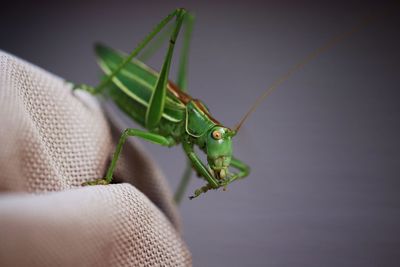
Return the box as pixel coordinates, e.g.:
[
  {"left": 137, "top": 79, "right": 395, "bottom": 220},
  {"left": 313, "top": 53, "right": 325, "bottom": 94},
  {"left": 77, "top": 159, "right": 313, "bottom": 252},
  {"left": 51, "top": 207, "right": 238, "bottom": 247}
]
[
  {"left": 214, "top": 168, "right": 227, "bottom": 179},
  {"left": 209, "top": 156, "right": 231, "bottom": 180}
]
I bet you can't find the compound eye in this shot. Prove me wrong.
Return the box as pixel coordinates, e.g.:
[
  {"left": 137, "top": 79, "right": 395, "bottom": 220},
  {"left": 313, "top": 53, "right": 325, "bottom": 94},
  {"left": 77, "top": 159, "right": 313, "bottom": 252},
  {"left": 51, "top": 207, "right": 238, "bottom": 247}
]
[{"left": 212, "top": 130, "right": 222, "bottom": 140}]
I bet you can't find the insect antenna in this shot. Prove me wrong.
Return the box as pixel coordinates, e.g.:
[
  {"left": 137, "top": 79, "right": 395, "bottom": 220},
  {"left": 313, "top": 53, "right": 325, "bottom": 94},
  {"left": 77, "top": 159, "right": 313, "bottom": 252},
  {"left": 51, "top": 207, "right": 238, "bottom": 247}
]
[{"left": 234, "top": 13, "right": 378, "bottom": 133}]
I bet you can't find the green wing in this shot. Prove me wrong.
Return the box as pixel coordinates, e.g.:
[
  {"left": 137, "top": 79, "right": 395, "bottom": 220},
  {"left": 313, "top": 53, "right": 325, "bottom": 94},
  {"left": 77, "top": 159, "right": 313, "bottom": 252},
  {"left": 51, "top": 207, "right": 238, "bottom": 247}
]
[{"left": 95, "top": 43, "right": 185, "bottom": 123}]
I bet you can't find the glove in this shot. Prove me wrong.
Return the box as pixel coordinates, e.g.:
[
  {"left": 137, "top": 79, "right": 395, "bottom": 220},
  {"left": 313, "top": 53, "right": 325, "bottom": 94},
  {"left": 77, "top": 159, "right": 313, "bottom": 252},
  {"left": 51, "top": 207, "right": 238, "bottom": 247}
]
[{"left": 0, "top": 50, "right": 191, "bottom": 267}]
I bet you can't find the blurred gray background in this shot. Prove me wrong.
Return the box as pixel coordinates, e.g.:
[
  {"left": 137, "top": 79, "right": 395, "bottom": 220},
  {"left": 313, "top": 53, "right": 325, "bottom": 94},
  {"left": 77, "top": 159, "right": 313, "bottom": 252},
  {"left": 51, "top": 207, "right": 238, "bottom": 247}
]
[{"left": 2, "top": 1, "right": 400, "bottom": 266}]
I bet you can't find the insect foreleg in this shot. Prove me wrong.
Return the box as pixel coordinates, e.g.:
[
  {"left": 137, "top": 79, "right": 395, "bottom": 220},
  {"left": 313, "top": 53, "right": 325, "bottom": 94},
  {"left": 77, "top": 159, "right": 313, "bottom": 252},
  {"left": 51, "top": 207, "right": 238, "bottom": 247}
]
[
  {"left": 189, "top": 183, "right": 214, "bottom": 200},
  {"left": 83, "top": 128, "right": 174, "bottom": 186},
  {"left": 182, "top": 141, "right": 220, "bottom": 191},
  {"left": 222, "top": 157, "right": 250, "bottom": 186},
  {"left": 188, "top": 157, "right": 250, "bottom": 199}
]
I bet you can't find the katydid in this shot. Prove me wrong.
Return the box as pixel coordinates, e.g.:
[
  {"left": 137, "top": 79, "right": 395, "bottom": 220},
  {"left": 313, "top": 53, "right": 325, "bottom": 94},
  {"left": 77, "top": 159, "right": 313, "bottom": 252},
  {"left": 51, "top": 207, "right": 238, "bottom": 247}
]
[
  {"left": 73, "top": 8, "right": 375, "bottom": 203},
  {"left": 74, "top": 8, "right": 249, "bottom": 202}
]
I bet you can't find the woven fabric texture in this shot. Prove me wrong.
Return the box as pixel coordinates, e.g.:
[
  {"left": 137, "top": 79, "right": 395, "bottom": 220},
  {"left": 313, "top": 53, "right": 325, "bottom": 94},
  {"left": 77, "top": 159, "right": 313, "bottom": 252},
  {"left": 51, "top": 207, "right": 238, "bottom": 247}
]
[{"left": 0, "top": 51, "right": 191, "bottom": 266}]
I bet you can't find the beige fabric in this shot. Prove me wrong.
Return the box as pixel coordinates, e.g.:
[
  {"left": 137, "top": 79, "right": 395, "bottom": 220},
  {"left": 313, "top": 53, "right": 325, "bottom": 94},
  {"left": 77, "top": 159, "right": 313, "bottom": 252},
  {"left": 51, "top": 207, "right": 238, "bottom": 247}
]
[{"left": 0, "top": 51, "right": 191, "bottom": 266}]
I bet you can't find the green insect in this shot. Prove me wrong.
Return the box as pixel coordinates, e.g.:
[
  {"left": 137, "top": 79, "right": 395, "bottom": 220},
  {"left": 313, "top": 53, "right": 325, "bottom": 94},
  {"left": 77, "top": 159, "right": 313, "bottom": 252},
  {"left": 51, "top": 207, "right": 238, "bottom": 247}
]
[
  {"left": 73, "top": 8, "right": 250, "bottom": 202},
  {"left": 73, "top": 7, "right": 369, "bottom": 203}
]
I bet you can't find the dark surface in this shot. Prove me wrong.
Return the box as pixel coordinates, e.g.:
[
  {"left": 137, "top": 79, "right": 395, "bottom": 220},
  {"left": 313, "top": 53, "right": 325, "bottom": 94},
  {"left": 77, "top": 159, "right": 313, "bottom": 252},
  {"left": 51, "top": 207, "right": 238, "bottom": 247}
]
[{"left": 2, "top": 1, "right": 400, "bottom": 266}]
